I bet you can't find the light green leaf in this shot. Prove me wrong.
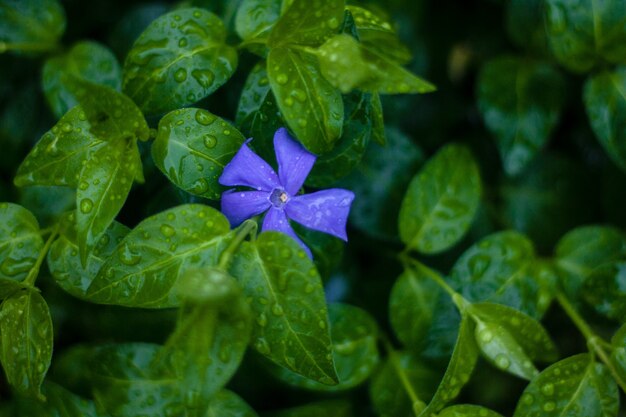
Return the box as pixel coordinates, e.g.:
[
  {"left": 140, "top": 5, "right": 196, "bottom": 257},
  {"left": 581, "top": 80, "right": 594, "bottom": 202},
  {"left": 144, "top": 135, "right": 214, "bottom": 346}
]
[
  {"left": 42, "top": 41, "right": 122, "bottom": 118},
  {"left": 87, "top": 204, "right": 233, "bottom": 308},
  {"left": 545, "top": 0, "right": 626, "bottom": 73},
  {"left": 267, "top": 47, "right": 343, "bottom": 154},
  {"left": 513, "top": 354, "right": 619, "bottom": 417},
  {"left": 153, "top": 108, "right": 245, "bottom": 200},
  {"left": 268, "top": 0, "right": 344, "bottom": 47},
  {"left": 584, "top": 67, "right": 626, "bottom": 172},
  {"left": 48, "top": 213, "right": 129, "bottom": 300},
  {"left": 316, "top": 34, "right": 435, "bottom": 95},
  {"left": 14, "top": 106, "right": 105, "bottom": 188},
  {"left": 0, "top": 289, "right": 53, "bottom": 399},
  {"left": 468, "top": 302, "right": 557, "bottom": 380},
  {"left": 611, "top": 323, "right": 626, "bottom": 383},
  {"left": 438, "top": 405, "right": 504, "bottom": 417},
  {"left": 206, "top": 390, "right": 259, "bottom": 417},
  {"left": 420, "top": 315, "right": 479, "bottom": 416},
  {"left": 235, "top": 0, "right": 281, "bottom": 41},
  {"left": 477, "top": 56, "right": 565, "bottom": 175},
  {"left": 370, "top": 92, "right": 386, "bottom": 145},
  {"left": 0, "top": 0, "right": 65, "bottom": 52},
  {"left": 272, "top": 303, "right": 379, "bottom": 391},
  {"left": 76, "top": 138, "right": 142, "bottom": 263},
  {"left": 398, "top": 144, "right": 481, "bottom": 254},
  {"left": 229, "top": 232, "right": 337, "bottom": 385},
  {"left": 555, "top": 225, "right": 626, "bottom": 299},
  {"left": 123, "top": 8, "right": 238, "bottom": 116},
  {"left": 0, "top": 203, "right": 43, "bottom": 282}
]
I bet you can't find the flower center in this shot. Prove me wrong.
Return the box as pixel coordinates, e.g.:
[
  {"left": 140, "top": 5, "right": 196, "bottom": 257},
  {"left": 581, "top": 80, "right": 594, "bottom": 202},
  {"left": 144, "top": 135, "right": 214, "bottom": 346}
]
[{"left": 269, "top": 188, "right": 289, "bottom": 208}]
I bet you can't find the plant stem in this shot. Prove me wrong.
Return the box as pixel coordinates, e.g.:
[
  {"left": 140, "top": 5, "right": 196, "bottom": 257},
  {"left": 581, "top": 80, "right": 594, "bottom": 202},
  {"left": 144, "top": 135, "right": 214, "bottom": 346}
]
[
  {"left": 556, "top": 292, "right": 626, "bottom": 393},
  {"left": 217, "top": 220, "right": 258, "bottom": 270},
  {"left": 237, "top": 38, "right": 268, "bottom": 50},
  {"left": 401, "top": 255, "right": 459, "bottom": 299},
  {"left": 24, "top": 226, "right": 59, "bottom": 287}
]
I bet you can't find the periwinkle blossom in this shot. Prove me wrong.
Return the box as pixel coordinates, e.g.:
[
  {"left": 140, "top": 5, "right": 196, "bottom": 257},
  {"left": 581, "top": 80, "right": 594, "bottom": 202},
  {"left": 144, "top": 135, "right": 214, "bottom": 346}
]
[{"left": 219, "top": 128, "right": 354, "bottom": 258}]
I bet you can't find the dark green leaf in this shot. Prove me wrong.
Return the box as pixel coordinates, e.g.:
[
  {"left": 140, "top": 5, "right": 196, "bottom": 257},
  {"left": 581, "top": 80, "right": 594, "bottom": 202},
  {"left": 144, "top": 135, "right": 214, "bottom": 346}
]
[
  {"left": 0, "top": 289, "right": 53, "bottom": 398},
  {"left": 14, "top": 106, "right": 105, "bottom": 188},
  {"left": 18, "top": 186, "right": 75, "bottom": 228},
  {"left": 272, "top": 303, "right": 379, "bottom": 391},
  {"left": 42, "top": 41, "right": 122, "bottom": 118},
  {"left": 229, "top": 232, "right": 337, "bottom": 385},
  {"left": 123, "top": 8, "right": 238, "bottom": 116},
  {"left": 91, "top": 343, "right": 184, "bottom": 417},
  {"left": 545, "top": 0, "right": 626, "bottom": 72},
  {"left": 369, "top": 351, "right": 438, "bottom": 417},
  {"left": 305, "top": 91, "right": 371, "bottom": 187},
  {"left": 370, "top": 92, "right": 386, "bottom": 145},
  {"left": 87, "top": 204, "right": 233, "bottom": 308},
  {"left": 292, "top": 224, "right": 344, "bottom": 280},
  {"left": 267, "top": 47, "right": 343, "bottom": 154},
  {"left": 513, "top": 354, "right": 619, "bottom": 417},
  {"left": 316, "top": 34, "right": 435, "bottom": 94},
  {"left": 268, "top": 0, "right": 344, "bottom": 47},
  {"left": 0, "top": 0, "right": 65, "bottom": 51},
  {"left": 398, "top": 144, "right": 482, "bottom": 254},
  {"left": 420, "top": 314, "right": 479, "bottom": 416},
  {"left": 269, "top": 400, "right": 352, "bottom": 417},
  {"left": 206, "top": 390, "right": 259, "bottom": 417},
  {"left": 611, "top": 323, "right": 626, "bottom": 383},
  {"left": 235, "top": 0, "right": 281, "bottom": 41},
  {"left": 76, "top": 138, "right": 142, "bottom": 263},
  {"left": 48, "top": 214, "right": 130, "bottom": 300},
  {"left": 449, "top": 231, "right": 546, "bottom": 318},
  {"left": 389, "top": 269, "right": 441, "bottom": 352},
  {"left": 153, "top": 108, "right": 245, "bottom": 199},
  {"left": 438, "top": 405, "right": 504, "bottom": 417},
  {"left": 582, "top": 261, "right": 626, "bottom": 321},
  {"left": 584, "top": 67, "right": 626, "bottom": 172},
  {"left": 16, "top": 382, "right": 101, "bottom": 417},
  {"left": 477, "top": 57, "right": 565, "bottom": 175},
  {"left": 555, "top": 225, "right": 626, "bottom": 299},
  {"left": 505, "top": 0, "right": 549, "bottom": 56},
  {"left": 468, "top": 302, "right": 558, "bottom": 380},
  {"left": 0, "top": 203, "right": 43, "bottom": 282}
]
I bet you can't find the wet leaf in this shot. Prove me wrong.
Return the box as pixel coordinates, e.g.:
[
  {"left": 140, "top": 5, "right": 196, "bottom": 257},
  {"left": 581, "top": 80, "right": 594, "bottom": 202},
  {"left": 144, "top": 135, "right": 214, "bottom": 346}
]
[
  {"left": 0, "top": 0, "right": 66, "bottom": 52},
  {"left": 0, "top": 203, "right": 43, "bottom": 283}
]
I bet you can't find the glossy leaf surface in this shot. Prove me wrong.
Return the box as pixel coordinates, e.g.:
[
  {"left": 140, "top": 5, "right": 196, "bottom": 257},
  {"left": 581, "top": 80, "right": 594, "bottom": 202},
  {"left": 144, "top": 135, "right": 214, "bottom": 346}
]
[{"left": 0, "top": 203, "right": 43, "bottom": 282}]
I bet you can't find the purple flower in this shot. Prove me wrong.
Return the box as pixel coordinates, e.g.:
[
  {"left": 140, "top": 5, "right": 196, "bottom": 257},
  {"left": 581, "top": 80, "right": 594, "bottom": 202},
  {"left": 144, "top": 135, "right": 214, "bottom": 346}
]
[{"left": 219, "top": 128, "right": 355, "bottom": 258}]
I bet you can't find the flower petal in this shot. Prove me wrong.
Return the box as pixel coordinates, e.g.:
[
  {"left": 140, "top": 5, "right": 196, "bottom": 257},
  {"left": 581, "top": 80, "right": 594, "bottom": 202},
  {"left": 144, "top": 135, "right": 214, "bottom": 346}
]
[
  {"left": 219, "top": 139, "right": 280, "bottom": 191},
  {"left": 285, "top": 189, "right": 355, "bottom": 241},
  {"left": 262, "top": 207, "right": 313, "bottom": 258},
  {"left": 221, "top": 189, "right": 271, "bottom": 227},
  {"left": 274, "top": 128, "right": 316, "bottom": 195}
]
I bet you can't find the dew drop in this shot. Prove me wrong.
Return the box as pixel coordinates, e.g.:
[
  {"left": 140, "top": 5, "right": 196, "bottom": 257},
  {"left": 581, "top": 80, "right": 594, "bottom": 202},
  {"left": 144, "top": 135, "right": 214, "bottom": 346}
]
[
  {"left": 271, "top": 303, "right": 284, "bottom": 316},
  {"left": 541, "top": 382, "right": 555, "bottom": 396},
  {"left": 79, "top": 198, "right": 94, "bottom": 213},
  {"left": 276, "top": 73, "right": 288, "bottom": 85},
  {"left": 174, "top": 68, "right": 187, "bottom": 82},
  {"left": 203, "top": 134, "right": 217, "bottom": 149},
  {"left": 191, "top": 69, "right": 215, "bottom": 88},
  {"left": 495, "top": 354, "right": 510, "bottom": 369},
  {"left": 160, "top": 224, "right": 176, "bottom": 237},
  {"left": 255, "top": 338, "right": 271, "bottom": 354},
  {"left": 191, "top": 178, "right": 209, "bottom": 194},
  {"left": 194, "top": 109, "right": 216, "bottom": 126},
  {"left": 543, "top": 401, "right": 556, "bottom": 412}
]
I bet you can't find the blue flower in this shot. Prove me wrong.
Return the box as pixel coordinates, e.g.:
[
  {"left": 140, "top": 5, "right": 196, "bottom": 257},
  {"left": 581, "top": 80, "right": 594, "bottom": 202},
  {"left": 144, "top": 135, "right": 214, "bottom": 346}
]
[{"left": 219, "top": 128, "right": 355, "bottom": 258}]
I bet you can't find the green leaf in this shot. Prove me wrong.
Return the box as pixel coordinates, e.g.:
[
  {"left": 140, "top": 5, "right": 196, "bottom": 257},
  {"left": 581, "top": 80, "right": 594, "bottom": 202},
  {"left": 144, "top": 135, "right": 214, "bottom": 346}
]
[
  {"left": 271, "top": 303, "right": 379, "bottom": 391},
  {"left": 0, "top": 203, "right": 43, "bottom": 282},
  {"left": 555, "top": 225, "right": 626, "bottom": 300},
  {"left": 389, "top": 269, "right": 441, "bottom": 352},
  {"left": 420, "top": 314, "right": 479, "bottom": 416},
  {"left": 206, "top": 390, "right": 259, "bottom": 417},
  {"left": 467, "top": 302, "right": 558, "bottom": 380},
  {"left": 398, "top": 144, "right": 482, "bottom": 254},
  {"left": 611, "top": 323, "right": 626, "bottom": 383},
  {"left": 0, "top": 0, "right": 65, "bottom": 51},
  {"left": 513, "top": 354, "right": 619, "bottom": 417},
  {"left": 449, "top": 231, "right": 547, "bottom": 318},
  {"left": 370, "top": 92, "right": 386, "bottom": 145},
  {"left": 76, "top": 138, "right": 142, "bottom": 263},
  {"left": 267, "top": 47, "right": 343, "bottom": 154},
  {"left": 229, "top": 232, "right": 337, "bottom": 385},
  {"left": 369, "top": 351, "right": 438, "bottom": 417},
  {"left": 269, "top": 400, "right": 353, "bottom": 417},
  {"left": 0, "top": 289, "right": 53, "bottom": 398},
  {"left": 316, "top": 34, "right": 435, "bottom": 95},
  {"left": 42, "top": 41, "right": 122, "bottom": 118},
  {"left": 87, "top": 204, "right": 233, "bottom": 308},
  {"left": 153, "top": 108, "right": 245, "bottom": 200},
  {"left": 268, "top": 0, "right": 344, "bottom": 47},
  {"left": 14, "top": 106, "right": 105, "bottom": 188},
  {"left": 48, "top": 213, "right": 130, "bottom": 300},
  {"left": 305, "top": 91, "right": 371, "bottom": 187},
  {"left": 18, "top": 186, "right": 75, "bottom": 228},
  {"left": 438, "top": 405, "right": 504, "bottom": 417},
  {"left": 584, "top": 67, "right": 626, "bottom": 172},
  {"left": 545, "top": 0, "right": 626, "bottom": 73},
  {"left": 338, "top": 127, "right": 423, "bottom": 240},
  {"left": 16, "top": 382, "right": 101, "bottom": 417},
  {"left": 505, "top": 0, "right": 549, "bottom": 56},
  {"left": 91, "top": 343, "right": 184, "bottom": 417},
  {"left": 477, "top": 56, "right": 565, "bottom": 176},
  {"left": 235, "top": 0, "right": 281, "bottom": 41},
  {"left": 582, "top": 261, "right": 626, "bottom": 321},
  {"left": 123, "top": 8, "right": 238, "bottom": 116}
]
